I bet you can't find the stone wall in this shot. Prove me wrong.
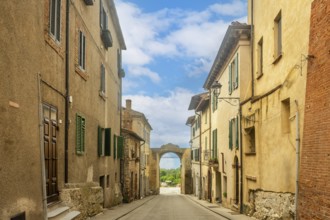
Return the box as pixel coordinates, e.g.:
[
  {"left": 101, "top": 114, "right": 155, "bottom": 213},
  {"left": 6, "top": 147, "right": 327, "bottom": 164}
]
[
  {"left": 246, "top": 190, "right": 295, "bottom": 220},
  {"left": 60, "top": 182, "right": 103, "bottom": 219}
]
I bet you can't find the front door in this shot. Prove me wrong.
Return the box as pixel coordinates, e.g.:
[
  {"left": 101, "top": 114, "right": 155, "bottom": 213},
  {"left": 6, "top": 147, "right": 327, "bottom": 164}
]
[{"left": 43, "top": 104, "right": 58, "bottom": 203}]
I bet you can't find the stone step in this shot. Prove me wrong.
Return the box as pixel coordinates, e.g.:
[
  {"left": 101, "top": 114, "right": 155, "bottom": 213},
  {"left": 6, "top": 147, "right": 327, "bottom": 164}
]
[
  {"left": 47, "top": 206, "right": 70, "bottom": 219},
  {"left": 61, "top": 211, "right": 81, "bottom": 220}
]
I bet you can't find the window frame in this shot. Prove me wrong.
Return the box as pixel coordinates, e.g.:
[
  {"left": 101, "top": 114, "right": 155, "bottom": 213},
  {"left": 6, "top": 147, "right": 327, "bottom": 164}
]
[
  {"left": 274, "top": 10, "right": 282, "bottom": 62},
  {"left": 49, "top": 0, "right": 61, "bottom": 42},
  {"left": 79, "top": 31, "right": 86, "bottom": 71}
]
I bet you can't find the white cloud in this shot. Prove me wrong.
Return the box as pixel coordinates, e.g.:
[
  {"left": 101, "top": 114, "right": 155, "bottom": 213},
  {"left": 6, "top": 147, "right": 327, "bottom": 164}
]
[
  {"left": 123, "top": 88, "right": 195, "bottom": 147},
  {"left": 128, "top": 66, "right": 161, "bottom": 83},
  {"left": 116, "top": 0, "right": 247, "bottom": 83}
]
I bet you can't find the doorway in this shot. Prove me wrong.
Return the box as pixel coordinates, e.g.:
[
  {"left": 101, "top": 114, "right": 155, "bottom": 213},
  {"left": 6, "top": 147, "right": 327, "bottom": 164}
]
[{"left": 43, "top": 104, "right": 58, "bottom": 203}]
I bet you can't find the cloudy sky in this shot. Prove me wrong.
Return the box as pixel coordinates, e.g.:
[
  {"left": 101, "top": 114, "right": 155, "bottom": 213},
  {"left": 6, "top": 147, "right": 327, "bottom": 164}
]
[{"left": 116, "top": 0, "right": 247, "bottom": 168}]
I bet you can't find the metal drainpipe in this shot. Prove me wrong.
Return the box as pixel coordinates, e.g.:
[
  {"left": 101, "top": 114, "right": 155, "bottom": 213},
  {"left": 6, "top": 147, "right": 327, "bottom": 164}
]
[
  {"left": 64, "top": 0, "right": 70, "bottom": 183},
  {"left": 239, "top": 106, "right": 243, "bottom": 213},
  {"left": 294, "top": 100, "right": 300, "bottom": 220},
  {"left": 38, "top": 74, "right": 48, "bottom": 220}
]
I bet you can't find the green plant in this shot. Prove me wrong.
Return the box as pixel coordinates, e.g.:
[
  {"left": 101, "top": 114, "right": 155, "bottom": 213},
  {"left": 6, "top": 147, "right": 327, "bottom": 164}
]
[{"left": 223, "top": 192, "right": 227, "bottom": 198}]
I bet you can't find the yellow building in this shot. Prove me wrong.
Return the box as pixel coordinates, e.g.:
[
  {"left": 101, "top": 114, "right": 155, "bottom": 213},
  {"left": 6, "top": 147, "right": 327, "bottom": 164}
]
[
  {"left": 241, "top": 0, "right": 312, "bottom": 218},
  {"left": 204, "top": 22, "right": 251, "bottom": 210}
]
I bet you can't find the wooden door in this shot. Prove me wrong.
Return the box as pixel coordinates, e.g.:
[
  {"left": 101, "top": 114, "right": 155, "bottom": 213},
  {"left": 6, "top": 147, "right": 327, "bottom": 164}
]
[{"left": 43, "top": 104, "right": 58, "bottom": 203}]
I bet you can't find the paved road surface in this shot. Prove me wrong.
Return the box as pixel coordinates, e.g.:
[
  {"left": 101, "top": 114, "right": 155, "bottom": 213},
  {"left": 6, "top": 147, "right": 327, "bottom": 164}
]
[{"left": 118, "top": 188, "right": 227, "bottom": 220}]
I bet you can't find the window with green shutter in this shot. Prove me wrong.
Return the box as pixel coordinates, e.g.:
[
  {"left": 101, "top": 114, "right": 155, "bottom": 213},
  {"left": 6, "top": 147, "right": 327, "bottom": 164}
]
[
  {"left": 236, "top": 116, "right": 239, "bottom": 149},
  {"left": 212, "top": 129, "right": 218, "bottom": 159},
  {"left": 76, "top": 114, "right": 85, "bottom": 155},
  {"left": 235, "top": 53, "right": 239, "bottom": 89},
  {"left": 98, "top": 126, "right": 111, "bottom": 157}
]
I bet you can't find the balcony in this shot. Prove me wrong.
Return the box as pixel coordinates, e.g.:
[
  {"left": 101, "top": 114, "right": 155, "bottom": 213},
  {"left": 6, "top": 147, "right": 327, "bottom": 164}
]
[
  {"left": 101, "top": 29, "right": 113, "bottom": 49},
  {"left": 84, "top": 0, "right": 94, "bottom": 6}
]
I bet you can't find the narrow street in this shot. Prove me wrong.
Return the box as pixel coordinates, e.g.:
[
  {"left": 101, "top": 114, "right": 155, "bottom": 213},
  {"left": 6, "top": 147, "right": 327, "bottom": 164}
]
[
  {"left": 92, "top": 187, "right": 253, "bottom": 220},
  {"left": 118, "top": 193, "right": 227, "bottom": 220}
]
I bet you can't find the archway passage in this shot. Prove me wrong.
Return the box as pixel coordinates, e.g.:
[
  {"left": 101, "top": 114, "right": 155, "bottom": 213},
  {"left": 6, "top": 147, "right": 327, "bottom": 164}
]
[{"left": 149, "top": 143, "right": 192, "bottom": 195}]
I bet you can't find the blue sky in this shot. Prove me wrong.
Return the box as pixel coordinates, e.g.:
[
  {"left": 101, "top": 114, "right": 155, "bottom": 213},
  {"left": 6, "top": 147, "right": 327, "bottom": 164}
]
[{"left": 116, "top": 0, "right": 247, "bottom": 168}]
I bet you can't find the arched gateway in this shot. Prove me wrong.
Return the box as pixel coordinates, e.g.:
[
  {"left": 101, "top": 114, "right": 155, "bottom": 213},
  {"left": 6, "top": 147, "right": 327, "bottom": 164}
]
[{"left": 149, "top": 143, "right": 192, "bottom": 194}]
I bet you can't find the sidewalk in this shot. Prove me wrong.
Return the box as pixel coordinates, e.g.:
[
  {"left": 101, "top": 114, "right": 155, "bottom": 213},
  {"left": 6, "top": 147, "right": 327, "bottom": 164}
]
[
  {"left": 90, "top": 196, "right": 156, "bottom": 220},
  {"left": 186, "top": 195, "right": 255, "bottom": 220},
  {"left": 90, "top": 194, "right": 255, "bottom": 220}
]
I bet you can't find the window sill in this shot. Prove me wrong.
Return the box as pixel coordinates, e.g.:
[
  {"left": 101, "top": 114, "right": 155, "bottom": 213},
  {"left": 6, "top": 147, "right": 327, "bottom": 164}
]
[
  {"left": 272, "top": 53, "right": 282, "bottom": 64},
  {"left": 76, "top": 67, "right": 88, "bottom": 81},
  {"left": 245, "top": 152, "right": 256, "bottom": 156},
  {"left": 256, "top": 72, "right": 263, "bottom": 80}
]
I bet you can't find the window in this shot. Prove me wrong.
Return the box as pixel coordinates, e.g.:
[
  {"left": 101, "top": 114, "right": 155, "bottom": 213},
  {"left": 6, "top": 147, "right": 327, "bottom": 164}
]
[
  {"left": 100, "top": 0, "right": 108, "bottom": 30},
  {"left": 229, "top": 117, "right": 239, "bottom": 150},
  {"left": 257, "top": 37, "right": 263, "bottom": 77},
  {"left": 212, "top": 92, "right": 218, "bottom": 112},
  {"left": 194, "top": 149, "right": 200, "bottom": 161},
  {"left": 79, "top": 31, "right": 86, "bottom": 70},
  {"left": 204, "top": 110, "right": 207, "bottom": 124},
  {"left": 76, "top": 114, "right": 85, "bottom": 154},
  {"left": 100, "top": 64, "right": 105, "bottom": 94},
  {"left": 117, "top": 136, "right": 124, "bottom": 159},
  {"left": 49, "top": 0, "right": 61, "bottom": 41},
  {"left": 229, "top": 53, "right": 239, "bottom": 94},
  {"left": 98, "top": 126, "right": 111, "bottom": 156},
  {"left": 113, "top": 134, "right": 117, "bottom": 159},
  {"left": 99, "top": 176, "right": 105, "bottom": 189},
  {"left": 281, "top": 98, "right": 290, "bottom": 133},
  {"left": 117, "top": 49, "right": 122, "bottom": 77},
  {"left": 212, "top": 129, "right": 218, "bottom": 159},
  {"left": 245, "top": 127, "right": 256, "bottom": 153},
  {"left": 106, "top": 175, "right": 110, "bottom": 188},
  {"left": 274, "top": 10, "right": 282, "bottom": 60}
]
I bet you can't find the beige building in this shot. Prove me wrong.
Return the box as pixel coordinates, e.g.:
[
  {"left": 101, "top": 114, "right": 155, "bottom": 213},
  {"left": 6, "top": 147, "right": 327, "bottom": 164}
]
[
  {"left": 187, "top": 92, "right": 211, "bottom": 201},
  {"left": 204, "top": 22, "right": 251, "bottom": 210},
  {"left": 0, "top": 0, "right": 125, "bottom": 219},
  {"left": 122, "top": 99, "right": 152, "bottom": 201},
  {"left": 240, "top": 0, "right": 312, "bottom": 219}
]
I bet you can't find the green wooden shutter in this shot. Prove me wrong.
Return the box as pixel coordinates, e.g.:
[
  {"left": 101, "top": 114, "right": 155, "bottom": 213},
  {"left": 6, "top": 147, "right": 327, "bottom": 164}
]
[
  {"left": 117, "top": 136, "right": 124, "bottom": 159},
  {"left": 229, "top": 120, "right": 233, "bottom": 150},
  {"left": 105, "top": 128, "right": 111, "bottom": 156},
  {"left": 76, "top": 114, "right": 85, "bottom": 154},
  {"left": 98, "top": 126, "right": 102, "bottom": 156},
  {"left": 113, "top": 134, "right": 117, "bottom": 159},
  {"left": 229, "top": 64, "right": 232, "bottom": 94},
  {"left": 236, "top": 117, "right": 239, "bottom": 149},
  {"left": 214, "top": 129, "right": 218, "bottom": 158},
  {"left": 235, "top": 53, "right": 239, "bottom": 89}
]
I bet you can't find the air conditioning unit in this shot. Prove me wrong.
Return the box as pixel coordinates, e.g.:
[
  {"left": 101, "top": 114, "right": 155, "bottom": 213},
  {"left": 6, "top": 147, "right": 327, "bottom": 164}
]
[
  {"left": 101, "top": 29, "right": 113, "bottom": 49},
  {"left": 84, "top": 0, "right": 94, "bottom": 5}
]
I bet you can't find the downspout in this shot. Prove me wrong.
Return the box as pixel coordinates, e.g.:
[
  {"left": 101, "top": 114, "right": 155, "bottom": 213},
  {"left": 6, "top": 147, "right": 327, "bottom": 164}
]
[
  {"left": 38, "top": 74, "right": 47, "bottom": 220},
  {"left": 251, "top": 0, "right": 255, "bottom": 97},
  {"left": 239, "top": 105, "right": 243, "bottom": 213},
  {"left": 195, "top": 112, "right": 202, "bottom": 200},
  {"left": 294, "top": 100, "right": 300, "bottom": 220},
  {"left": 64, "top": 0, "right": 70, "bottom": 183}
]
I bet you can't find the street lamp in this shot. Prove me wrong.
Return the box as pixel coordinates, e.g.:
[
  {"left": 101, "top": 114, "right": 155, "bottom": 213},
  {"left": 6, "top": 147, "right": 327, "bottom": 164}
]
[{"left": 211, "top": 81, "right": 240, "bottom": 101}]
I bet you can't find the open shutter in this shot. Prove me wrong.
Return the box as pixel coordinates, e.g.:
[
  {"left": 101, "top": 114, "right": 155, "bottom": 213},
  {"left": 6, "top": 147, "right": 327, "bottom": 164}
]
[
  {"left": 105, "top": 128, "right": 111, "bottom": 156},
  {"left": 229, "top": 120, "right": 233, "bottom": 150},
  {"left": 117, "top": 136, "right": 124, "bottom": 159},
  {"left": 113, "top": 134, "right": 117, "bottom": 159},
  {"left": 76, "top": 114, "right": 82, "bottom": 154},
  {"left": 98, "top": 126, "right": 102, "bottom": 156},
  {"left": 214, "top": 129, "right": 217, "bottom": 158},
  {"left": 236, "top": 116, "right": 239, "bottom": 149},
  {"left": 100, "top": 0, "right": 103, "bottom": 29},
  {"left": 229, "top": 64, "right": 232, "bottom": 94},
  {"left": 235, "top": 53, "right": 239, "bottom": 89}
]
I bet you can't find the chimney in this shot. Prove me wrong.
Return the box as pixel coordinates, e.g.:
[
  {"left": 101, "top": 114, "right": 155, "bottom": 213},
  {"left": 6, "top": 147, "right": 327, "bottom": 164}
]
[{"left": 126, "top": 99, "right": 132, "bottom": 110}]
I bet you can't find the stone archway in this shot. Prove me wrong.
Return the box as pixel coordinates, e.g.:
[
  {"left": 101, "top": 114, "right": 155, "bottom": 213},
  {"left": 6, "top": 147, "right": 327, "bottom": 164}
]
[{"left": 149, "top": 143, "right": 192, "bottom": 194}]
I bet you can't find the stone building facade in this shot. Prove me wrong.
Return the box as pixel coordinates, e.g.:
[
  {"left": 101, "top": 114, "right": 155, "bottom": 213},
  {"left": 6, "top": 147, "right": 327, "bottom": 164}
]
[
  {"left": 298, "top": 0, "right": 330, "bottom": 219},
  {"left": 121, "top": 100, "right": 152, "bottom": 202},
  {"left": 0, "top": 0, "right": 125, "bottom": 219}
]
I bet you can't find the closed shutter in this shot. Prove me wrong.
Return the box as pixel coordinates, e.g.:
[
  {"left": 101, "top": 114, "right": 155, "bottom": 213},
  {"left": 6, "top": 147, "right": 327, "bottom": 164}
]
[
  {"left": 229, "top": 120, "right": 233, "bottom": 150},
  {"left": 101, "top": 64, "right": 105, "bottom": 93},
  {"left": 105, "top": 128, "right": 111, "bottom": 156},
  {"left": 55, "top": 0, "right": 61, "bottom": 41},
  {"left": 98, "top": 126, "right": 102, "bottom": 156},
  {"left": 100, "top": 0, "right": 103, "bottom": 29},
  {"left": 76, "top": 114, "right": 85, "bottom": 154},
  {"left": 229, "top": 64, "right": 232, "bottom": 94},
  {"left": 214, "top": 129, "right": 217, "bottom": 158},
  {"left": 235, "top": 53, "right": 239, "bottom": 89}
]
